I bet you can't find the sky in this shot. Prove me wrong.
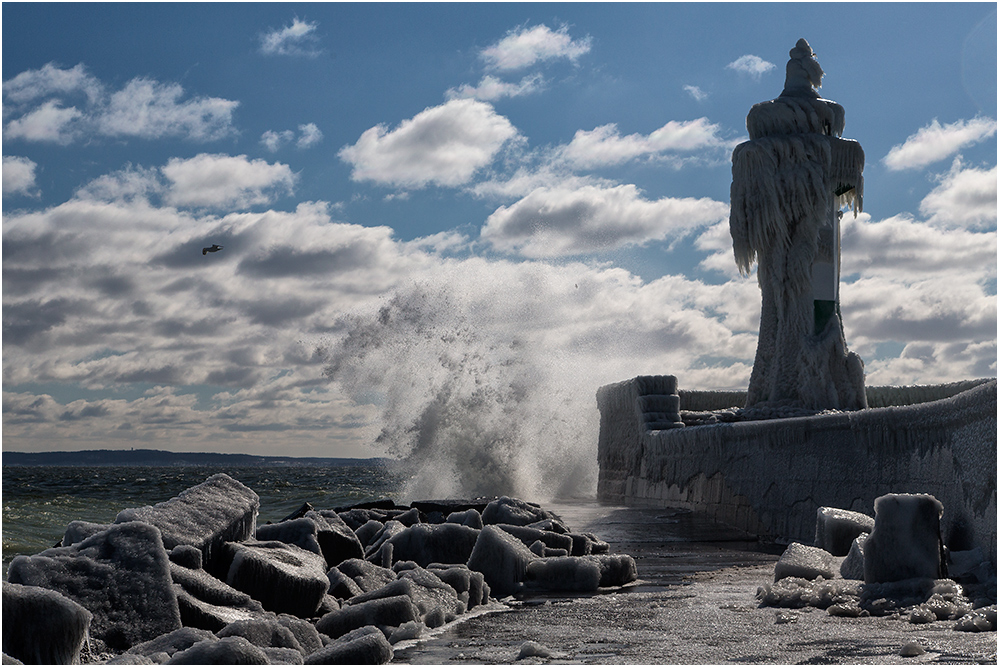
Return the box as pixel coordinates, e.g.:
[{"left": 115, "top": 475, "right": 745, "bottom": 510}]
[{"left": 2, "top": 4, "right": 996, "bottom": 480}]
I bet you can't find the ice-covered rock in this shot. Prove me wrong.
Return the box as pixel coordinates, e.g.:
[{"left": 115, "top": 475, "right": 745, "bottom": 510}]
[
  {"left": 375, "top": 522, "right": 481, "bottom": 567},
  {"left": 217, "top": 617, "right": 304, "bottom": 654},
  {"left": 518, "top": 641, "right": 553, "bottom": 659},
  {"left": 315, "top": 595, "right": 420, "bottom": 639},
  {"left": 757, "top": 576, "right": 861, "bottom": 609},
  {"left": 589, "top": 554, "right": 639, "bottom": 587},
  {"left": 170, "top": 559, "right": 265, "bottom": 627},
  {"left": 7, "top": 521, "right": 181, "bottom": 651},
  {"left": 260, "top": 646, "right": 305, "bottom": 664},
  {"left": 2, "top": 582, "right": 92, "bottom": 665},
  {"left": 364, "top": 520, "right": 407, "bottom": 559},
  {"left": 165, "top": 636, "right": 269, "bottom": 664},
  {"left": 814, "top": 507, "right": 874, "bottom": 556},
  {"left": 428, "top": 563, "right": 489, "bottom": 609},
  {"left": 446, "top": 509, "right": 483, "bottom": 529},
  {"left": 481, "top": 497, "right": 558, "bottom": 526},
  {"left": 115, "top": 473, "right": 259, "bottom": 571},
  {"left": 864, "top": 494, "right": 944, "bottom": 584},
  {"left": 525, "top": 556, "right": 601, "bottom": 591},
  {"left": 954, "top": 605, "right": 997, "bottom": 632},
  {"left": 304, "top": 625, "right": 393, "bottom": 664},
  {"left": 327, "top": 565, "right": 364, "bottom": 600},
  {"left": 774, "top": 542, "right": 836, "bottom": 581},
  {"left": 337, "top": 558, "right": 397, "bottom": 594},
  {"left": 224, "top": 540, "right": 330, "bottom": 618},
  {"left": 348, "top": 567, "right": 464, "bottom": 627},
  {"left": 63, "top": 520, "right": 111, "bottom": 547},
  {"left": 124, "top": 627, "right": 217, "bottom": 661},
  {"left": 466, "top": 524, "right": 538, "bottom": 597},
  {"left": 256, "top": 512, "right": 364, "bottom": 569},
  {"left": 354, "top": 519, "right": 386, "bottom": 548},
  {"left": 495, "top": 524, "right": 573, "bottom": 554},
  {"left": 277, "top": 614, "right": 325, "bottom": 656},
  {"left": 169, "top": 545, "right": 203, "bottom": 569},
  {"left": 839, "top": 533, "right": 868, "bottom": 580}
]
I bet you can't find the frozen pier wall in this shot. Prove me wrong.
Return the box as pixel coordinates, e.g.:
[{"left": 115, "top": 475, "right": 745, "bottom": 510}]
[{"left": 596, "top": 377, "right": 997, "bottom": 564}]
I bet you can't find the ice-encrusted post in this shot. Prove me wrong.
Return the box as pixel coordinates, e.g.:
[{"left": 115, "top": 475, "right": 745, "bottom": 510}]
[{"left": 730, "top": 38, "right": 867, "bottom": 411}]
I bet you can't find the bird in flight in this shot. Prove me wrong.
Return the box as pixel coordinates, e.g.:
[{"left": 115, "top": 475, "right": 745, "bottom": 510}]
[{"left": 202, "top": 244, "right": 224, "bottom": 256}]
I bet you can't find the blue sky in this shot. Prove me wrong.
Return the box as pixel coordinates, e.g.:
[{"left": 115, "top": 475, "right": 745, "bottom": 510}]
[{"left": 3, "top": 4, "right": 996, "bottom": 485}]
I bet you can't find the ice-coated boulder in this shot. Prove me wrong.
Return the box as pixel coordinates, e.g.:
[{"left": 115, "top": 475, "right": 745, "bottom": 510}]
[
  {"left": 304, "top": 626, "right": 393, "bottom": 665},
  {"left": 375, "top": 523, "right": 481, "bottom": 567},
  {"left": 124, "top": 627, "right": 217, "bottom": 660},
  {"left": 466, "top": 524, "right": 538, "bottom": 596},
  {"left": 864, "top": 493, "right": 945, "bottom": 584},
  {"left": 315, "top": 595, "right": 420, "bottom": 639},
  {"left": 327, "top": 565, "right": 364, "bottom": 599},
  {"left": 351, "top": 567, "right": 465, "bottom": 627},
  {"left": 589, "top": 553, "right": 639, "bottom": 587},
  {"left": 839, "top": 533, "right": 868, "bottom": 580},
  {"left": 169, "top": 545, "right": 203, "bottom": 569},
  {"left": 115, "top": 473, "right": 259, "bottom": 570},
  {"left": 337, "top": 558, "right": 397, "bottom": 594},
  {"left": 354, "top": 519, "right": 386, "bottom": 548},
  {"left": 2, "top": 582, "right": 92, "bottom": 665},
  {"left": 363, "top": 520, "right": 407, "bottom": 560},
  {"left": 256, "top": 512, "right": 364, "bottom": 569},
  {"left": 774, "top": 542, "right": 836, "bottom": 582},
  {"left": 525, "top": 557, "right": 601, "bottom": 591},
  {"left": 814, "top": 507, "right": 874, "bottom": 557},
  {"left": 165, "top": 636, "right": 269, "bottom": 664},
  {"left": 428, "top": 563, "right": 489, "bottom": 609},
  {"left": 63, "top": 520, "right": 111, "bottom": 547},
  {"left": 481, "top": 496, "right": 558, "bottom": 526},
  {"left": 495, "top": 523, "right": 573, "bottom": 553},
  {"left": 277, "top": 614, "right": 325, "bottom": 656},
  {"left": 217, "top": 617, "right": 304, "bottom": 654},
  {"left": 170, "top": 559, "right": 265, "bottom": 631},
  {"left": 7, "top": 521, "right": 181, "bottom": 651},
  {"left": 446, "top": 509, "right": 483, "bottom": 529},
  {"left": 224, "top": 540, "right": 330, "bottom": 618}
]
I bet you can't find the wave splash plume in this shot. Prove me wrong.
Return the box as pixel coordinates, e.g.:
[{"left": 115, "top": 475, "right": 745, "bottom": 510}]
[{"left": 319, "top": 278, "right": 598, "bottom": 503}]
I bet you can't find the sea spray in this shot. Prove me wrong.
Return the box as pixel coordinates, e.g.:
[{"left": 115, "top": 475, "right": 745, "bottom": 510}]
[{"left": 319, "top": 278, "right": 599, "bottom": 502}]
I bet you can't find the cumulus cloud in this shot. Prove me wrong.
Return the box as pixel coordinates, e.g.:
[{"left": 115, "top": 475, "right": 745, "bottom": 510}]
[
  {"left": 726, "top": 55, "right": 775, "bottom": 79},
  {"left": 339, "top": 98, "right": 519, "bottom": 188},
  {"left": 260, "top": 18, "right": 321, "bottom": 57},
  {"left": 480, "top": 24, "right": 591, "bottom": 71},
  {"left": 481, "top": 183, "right": 729, "bottom": 257},
  {"left": 558, "top": 118, "right": 731, "bottom": 169},
  {"left": 683, "top": 85, "right": 708, "bottom": 101},
  {"left": 919, "top": 159, "right": 998, "bottom": 229},
  {"left": 882, "top": 116, "right": 997, "bottom": 171},
  {"left": 2, "top": 63, "right": 238, "bottom": 144},
  {"left": 260, "top": 123, "right": 323, "bottom": 152},
  {"left": 445, "top": 74, "right": 545, "bottom": 101},
  {"left": 160, "top": 153, "right": 297, "bottom": 209},
  {"left": 3, "top": 156, "right": 39, "bottom": 197}
]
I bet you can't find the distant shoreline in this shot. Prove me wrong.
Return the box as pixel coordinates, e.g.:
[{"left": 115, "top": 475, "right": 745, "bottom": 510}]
[{"left": 2, "top": 448, "right": 390, "bottom": 467}]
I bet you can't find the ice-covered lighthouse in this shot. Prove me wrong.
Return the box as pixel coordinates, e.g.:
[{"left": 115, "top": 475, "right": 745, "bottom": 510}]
[{"left": 730, "top": 38, "right": 867, "bottom": 411}]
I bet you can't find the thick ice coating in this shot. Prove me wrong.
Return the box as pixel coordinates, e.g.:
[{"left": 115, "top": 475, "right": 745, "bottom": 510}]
[
  {"left": 730, "top": 38, "right": 866, "bottom": 411},
  {"left": 2, "top": 582, "right": 93, "bottom": 665}
]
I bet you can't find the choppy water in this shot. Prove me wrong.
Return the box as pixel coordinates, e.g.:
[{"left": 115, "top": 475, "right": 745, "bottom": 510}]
[{"left": 2, "top": 464, "right": 404, "bottom": 576}]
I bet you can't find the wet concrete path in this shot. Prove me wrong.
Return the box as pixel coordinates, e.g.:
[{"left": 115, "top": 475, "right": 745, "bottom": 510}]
[{"left": 393, "top": 501, "right": 997, "bottom": 664}]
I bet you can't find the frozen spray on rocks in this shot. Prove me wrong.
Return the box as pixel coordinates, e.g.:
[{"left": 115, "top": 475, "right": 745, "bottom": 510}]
[{"left": 2, "top": 474, "right": 638, "bottom": 664}]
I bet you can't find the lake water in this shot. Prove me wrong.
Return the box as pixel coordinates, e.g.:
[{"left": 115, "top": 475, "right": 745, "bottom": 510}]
[{"left": 1, "top": 464, "right": 405, "bottom": 576}]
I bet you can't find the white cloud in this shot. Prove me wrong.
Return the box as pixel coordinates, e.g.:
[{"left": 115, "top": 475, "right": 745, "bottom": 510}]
[
  {"left": 339, "top": 99, "right": 519, "bottom": 188},
  {"left": 260, "top": 123, "right": 323, "bottom": 152},
  {"left": 683, "top": 85, "right": 708, "bottom": 102},
  {"left": 480, "top": 24, "right": 591, "bottom": 71},
  {"left": 98, "top": 79, "right": 239, "bottom": 141},
  {"left": 445, "top": 74, "right": 545, "bottom": 101},
  {"left": 2, "top": 156, "right": 39, "bottom": 197},
  {"left": 3, "top": 100, "right": 83, "bottom": 144},
  {"left": 919, "top": 159, "right": 998, "bottom": 229},
  {"left": 558, "top": 118, "right": 730, "bottom": 169},
  {"left": 160, "top": 153, "right": 297, "bottom": 209},
  {"left": 882, "top": 116, "right": 997, "bottom": 171},
  {"left": 296, "top": 122, "right": 323, "bottom": 148},
  {"left": 3, "top": 64, "right": 239, "bottom": 144},
  {"left": 726, "top": 55, "right": 775, "bottom": 79},
  {"left": 260, "top": 18, "right": 321, "bottom": 57},
  {"left": 2, "top": 62, "right": 102, "bottom": 105},
  {"left": 481, "top": 183, "right": 729, "bottom": 257}
]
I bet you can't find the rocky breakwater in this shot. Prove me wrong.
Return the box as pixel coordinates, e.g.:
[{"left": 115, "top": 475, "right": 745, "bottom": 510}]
[
  {"left": 2, "top": 474, "right": 638, "bottom": 665},
  {"left": 756, "top": 493, "right": 996, "bottom": 648}
]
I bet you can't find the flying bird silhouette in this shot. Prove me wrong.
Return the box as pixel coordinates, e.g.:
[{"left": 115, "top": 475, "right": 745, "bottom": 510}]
[{"left": 202, "top": 244, "right": 223, "bottom": 256}]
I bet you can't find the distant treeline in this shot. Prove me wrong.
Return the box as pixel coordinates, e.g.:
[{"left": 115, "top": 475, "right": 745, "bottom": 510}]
[{"left": 2, "top": 449, "right": 390, "bottom": 468}]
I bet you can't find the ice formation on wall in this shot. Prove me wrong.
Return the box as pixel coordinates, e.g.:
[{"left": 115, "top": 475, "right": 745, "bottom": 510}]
[{"left": 730, "top": 38, "right": 867, "bottom": 410}]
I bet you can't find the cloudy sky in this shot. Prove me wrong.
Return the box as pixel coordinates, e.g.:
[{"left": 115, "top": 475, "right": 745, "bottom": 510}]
[{"left": 3, "top": 4, "right": 996, "bottom": 475}]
